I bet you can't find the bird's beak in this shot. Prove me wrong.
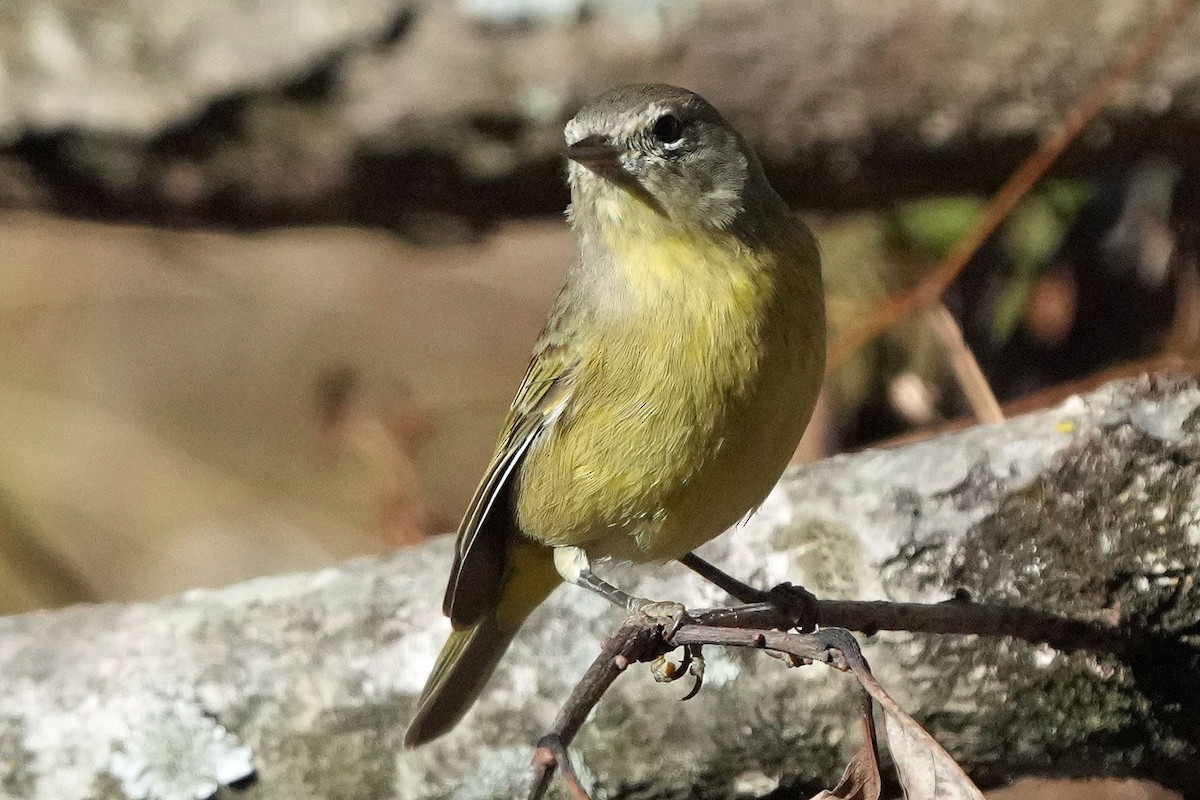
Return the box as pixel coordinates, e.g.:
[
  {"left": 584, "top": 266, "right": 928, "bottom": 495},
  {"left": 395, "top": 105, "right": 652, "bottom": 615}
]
[{"left": 565, "top": 135, "right": 623, "bottom": 170}]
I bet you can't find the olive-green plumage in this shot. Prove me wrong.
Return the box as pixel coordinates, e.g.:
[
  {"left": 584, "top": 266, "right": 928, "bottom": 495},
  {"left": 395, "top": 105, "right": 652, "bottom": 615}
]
[{"left": 404, "top": 84, "right": 825, "bottom": 747}]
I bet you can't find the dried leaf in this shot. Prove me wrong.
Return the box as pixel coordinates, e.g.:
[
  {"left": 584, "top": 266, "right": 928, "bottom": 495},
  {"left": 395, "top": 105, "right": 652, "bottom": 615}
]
[
  {"left": 878, "top": 707, "right": 983, "bottom": 800},
  {"left": 857, "top": 668, "right": 982, "bottom": 797},
  {"left": 810, "top": 698, "right": 882, "bottom": 800},
  {"left": 817, "top": 629, "right": 984, "bottom": 800}
]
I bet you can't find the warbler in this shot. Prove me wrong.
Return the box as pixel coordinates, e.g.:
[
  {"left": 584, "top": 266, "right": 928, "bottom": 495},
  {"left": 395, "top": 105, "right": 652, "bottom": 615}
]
[{"left": 404, "top": 84, "right": 825, "bottom": 746}]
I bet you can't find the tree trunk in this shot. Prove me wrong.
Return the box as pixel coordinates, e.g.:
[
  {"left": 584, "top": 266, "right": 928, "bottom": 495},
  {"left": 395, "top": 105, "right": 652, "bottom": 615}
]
[{"left": 1, "top": 376, "right": 1199, "bottom": 799}]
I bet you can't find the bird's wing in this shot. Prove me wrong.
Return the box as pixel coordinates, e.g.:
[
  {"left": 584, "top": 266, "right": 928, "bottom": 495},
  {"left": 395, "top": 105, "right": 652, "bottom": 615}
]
[{"left": 442, "top": 322, "right": 578, "bottom": 627}]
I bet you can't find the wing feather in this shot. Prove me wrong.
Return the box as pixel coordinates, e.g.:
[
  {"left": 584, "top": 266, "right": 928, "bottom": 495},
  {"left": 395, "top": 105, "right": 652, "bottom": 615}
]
[{"left": 442, "top": 325, "right": 576, "bottom": 627}]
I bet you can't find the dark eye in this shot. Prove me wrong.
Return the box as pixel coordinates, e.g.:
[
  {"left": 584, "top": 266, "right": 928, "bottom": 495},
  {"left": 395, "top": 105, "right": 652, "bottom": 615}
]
[{"left": 651, "top": 113, "right": 684, "bottom": 145}]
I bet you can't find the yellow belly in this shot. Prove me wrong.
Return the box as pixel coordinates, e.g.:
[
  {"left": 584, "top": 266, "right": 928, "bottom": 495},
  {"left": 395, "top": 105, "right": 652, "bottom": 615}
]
[{"left": 515, "top": 222, "right": 824, "bottom": 562}]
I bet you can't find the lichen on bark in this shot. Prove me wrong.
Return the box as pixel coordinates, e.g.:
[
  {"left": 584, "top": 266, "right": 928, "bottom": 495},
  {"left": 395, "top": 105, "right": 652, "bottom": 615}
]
[
  {"left": 890, "top": 386, "right": 1200, "bottom": 785},
  {"left": 2, "top": 378, "right": 1200, "bottom": 799}
]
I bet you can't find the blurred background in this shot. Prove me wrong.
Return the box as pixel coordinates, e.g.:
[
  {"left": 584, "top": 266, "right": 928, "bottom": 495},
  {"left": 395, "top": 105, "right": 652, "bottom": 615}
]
[{"left": 1, "top": 0, "right": 1198, "bottom": 626}]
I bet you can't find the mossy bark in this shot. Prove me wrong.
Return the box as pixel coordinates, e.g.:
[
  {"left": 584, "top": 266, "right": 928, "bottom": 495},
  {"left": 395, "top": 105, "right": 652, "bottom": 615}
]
[{"left": 0, "top": 377, "right": 1198, "bottom": 799}]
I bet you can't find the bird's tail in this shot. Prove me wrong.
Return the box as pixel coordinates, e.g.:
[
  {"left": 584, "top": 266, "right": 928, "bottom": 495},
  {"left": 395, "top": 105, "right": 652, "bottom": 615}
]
[{"left": 404, "top": 541, "right": 561, "bottom": 747}]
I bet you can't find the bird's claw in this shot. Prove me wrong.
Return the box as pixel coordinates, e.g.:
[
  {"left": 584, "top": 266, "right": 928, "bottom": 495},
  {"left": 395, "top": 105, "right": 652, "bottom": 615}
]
[
  {"left": 650, "top": 644, "right": 706, "bottom": 701},
  {"left": 628, "top": 599, "right": 691, "bottom": 638},
  {"left": 681, "top": 646, "right": 705, "bottom": 700},
  {"left": 650, "top": 648, "right": 687, "bottom": 683},
  {"left": 764, "top": 581, "right": 820, "bottom": 632}
]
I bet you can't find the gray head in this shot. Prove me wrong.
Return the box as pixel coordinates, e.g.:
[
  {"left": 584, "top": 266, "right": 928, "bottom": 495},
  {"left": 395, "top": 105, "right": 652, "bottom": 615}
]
[{"left": 564, "top": 84, "right": 770, "bottom": 231}]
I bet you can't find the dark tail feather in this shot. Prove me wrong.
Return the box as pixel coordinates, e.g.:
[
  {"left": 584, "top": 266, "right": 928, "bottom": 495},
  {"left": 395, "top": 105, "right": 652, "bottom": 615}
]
[
  {"left": 405, "top": 540, "right": 561, "bottom": 747},
  {"left": 404, "top": 616, "right": 517, "bottom": 747}
]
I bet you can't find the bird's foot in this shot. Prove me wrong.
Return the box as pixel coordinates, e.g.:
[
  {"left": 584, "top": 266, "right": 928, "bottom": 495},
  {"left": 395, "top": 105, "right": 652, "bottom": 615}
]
[
  {"left": 763, "top": 581, "right": 820, "bottom": 632},
  {"left": 627, "top": 598, "right": 691, "bottom": 638},
  {"left": 677, "top": 553, "right": 820, "bottom": 631},
  {"left": 650, "top": 643, "right": 706, "bottom": 700}
]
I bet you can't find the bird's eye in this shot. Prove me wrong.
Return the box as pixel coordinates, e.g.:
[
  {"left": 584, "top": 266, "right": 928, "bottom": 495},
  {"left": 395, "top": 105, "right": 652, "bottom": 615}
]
[{"left": 651, "top": 113, "right": 684, "bottom": 145}]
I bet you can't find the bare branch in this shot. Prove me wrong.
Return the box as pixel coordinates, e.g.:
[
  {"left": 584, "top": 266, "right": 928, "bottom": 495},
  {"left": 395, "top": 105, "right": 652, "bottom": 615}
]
[{"left": 531, "top": 616, "right": 985, "bottom": 800}]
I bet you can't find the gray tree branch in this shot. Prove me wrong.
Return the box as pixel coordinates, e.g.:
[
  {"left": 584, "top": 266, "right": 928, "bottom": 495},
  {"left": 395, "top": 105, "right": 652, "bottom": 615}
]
[{"left": 2, "top": 376, "right": 1199, "bottom": 799}]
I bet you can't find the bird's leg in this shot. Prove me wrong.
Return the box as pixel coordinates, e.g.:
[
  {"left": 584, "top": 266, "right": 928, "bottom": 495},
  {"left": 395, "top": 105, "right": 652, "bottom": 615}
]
[
  {"left": 554, "top": 546, "right": 689, "bottom": 631},
  {"left": 679, "top": 552, "right": 819, "bottom": 632}
]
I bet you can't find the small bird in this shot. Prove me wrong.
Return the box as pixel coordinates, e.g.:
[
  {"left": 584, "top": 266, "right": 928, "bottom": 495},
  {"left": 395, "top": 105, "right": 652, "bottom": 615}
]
[{"left": 404, "top": 84, "right": 826, "bottom": 746}]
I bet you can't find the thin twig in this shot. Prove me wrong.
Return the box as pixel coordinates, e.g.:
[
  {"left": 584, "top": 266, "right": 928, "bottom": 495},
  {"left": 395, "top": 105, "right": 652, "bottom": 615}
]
[
  {"left": 815, "top": 597, "right": 1134, "bottom": 658},
  {"left": 532, "top": 735, "right": 593, "bottom": 800},
  {"left": 527, "top": 617, "right": 845, "bottom": 800},
  {"left": 527, "top": 621, "right": 672, "bottom": 799},
  {"left": 924, "top": 302, "right": 1005, "bottom": 423},
  {"left": 526, "top": 592, "right": 1153, "bottom": 798},
  {"left": 828, "top": 0, "right": 1200, "bottom": 372},
  {"left": 680, "top": 554, "right": 1132, "bottom": 656},
  {"left": 683, "top": 597, "right": 1135, "bottom": 658},
  {"left": 880, "top": 358, "right": 1200, "bottom": 447},
  {"left": 529, "top": 614, "right": 1001, "bottom": 800}
]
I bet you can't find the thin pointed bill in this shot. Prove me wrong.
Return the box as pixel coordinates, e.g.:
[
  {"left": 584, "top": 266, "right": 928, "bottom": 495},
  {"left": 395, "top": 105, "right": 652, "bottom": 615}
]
[{"left": 565, "top": 135, "right": 623, "bottom": 169}]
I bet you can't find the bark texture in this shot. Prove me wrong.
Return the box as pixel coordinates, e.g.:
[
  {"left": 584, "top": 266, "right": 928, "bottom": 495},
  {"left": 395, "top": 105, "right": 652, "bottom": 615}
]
[
  {"left": 0, "top": 0, "right": 1198, "bottom": 228},
  {"left": 1, "top": 376, "right": 1199, "bottom": 799}
]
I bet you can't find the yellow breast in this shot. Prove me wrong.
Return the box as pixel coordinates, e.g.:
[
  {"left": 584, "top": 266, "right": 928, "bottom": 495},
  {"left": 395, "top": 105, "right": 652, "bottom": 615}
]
[{"left": 517, "top": 199, "right": 824, "bottom": 562}]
